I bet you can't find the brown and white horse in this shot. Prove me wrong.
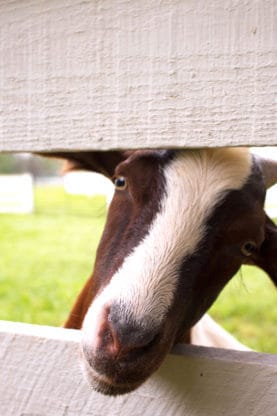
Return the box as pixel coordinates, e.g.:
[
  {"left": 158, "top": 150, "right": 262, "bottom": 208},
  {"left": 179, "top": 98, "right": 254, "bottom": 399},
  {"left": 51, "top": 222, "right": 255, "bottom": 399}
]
[{"left": 47, "top": 148, "right": 277, "bottom": 395}]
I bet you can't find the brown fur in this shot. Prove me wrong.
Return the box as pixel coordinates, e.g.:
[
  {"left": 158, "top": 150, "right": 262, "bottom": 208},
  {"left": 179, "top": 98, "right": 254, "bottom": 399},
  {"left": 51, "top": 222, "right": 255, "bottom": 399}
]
[{"left": 44, "top": 149, "right": 276, "bottom": 395}]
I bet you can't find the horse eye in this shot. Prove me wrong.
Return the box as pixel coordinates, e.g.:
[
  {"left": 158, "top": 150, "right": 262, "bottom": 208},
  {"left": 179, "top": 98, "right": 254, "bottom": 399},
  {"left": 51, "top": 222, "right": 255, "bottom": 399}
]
[
  {"left": 241, "top": 241, "right": 257, "bottom": 256},
  {"left": 114, "top": 176, "right": 127, "bottom": 190}
]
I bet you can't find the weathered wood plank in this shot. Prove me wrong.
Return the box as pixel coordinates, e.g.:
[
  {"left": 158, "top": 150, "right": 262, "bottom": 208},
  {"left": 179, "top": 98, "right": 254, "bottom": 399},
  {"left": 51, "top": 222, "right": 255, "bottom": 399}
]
[
  {"left": 0, "top": 0, "right": 276, "bottom": 152},
  {"left": 0, "top": 320, "right": 276, "bottom": 416}
]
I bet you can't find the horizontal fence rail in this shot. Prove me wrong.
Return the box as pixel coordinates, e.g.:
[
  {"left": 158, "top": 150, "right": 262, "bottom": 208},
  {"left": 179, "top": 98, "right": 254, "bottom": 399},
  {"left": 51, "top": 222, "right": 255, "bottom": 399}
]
[
  {"left": 0, "top": 0, "right": 276, "bottom": 152},
  {"left": 0, "top": 321, "right": 276, "bottom": 416}
]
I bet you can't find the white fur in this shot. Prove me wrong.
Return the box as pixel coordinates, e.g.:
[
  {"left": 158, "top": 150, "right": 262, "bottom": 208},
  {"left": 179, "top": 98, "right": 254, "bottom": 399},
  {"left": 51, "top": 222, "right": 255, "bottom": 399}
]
[
  {"left": 82, "top": 148, "right": 251, "bottom": 350},
  {"left": 191, "top": 314, "right": 250, "bottom": 351}
]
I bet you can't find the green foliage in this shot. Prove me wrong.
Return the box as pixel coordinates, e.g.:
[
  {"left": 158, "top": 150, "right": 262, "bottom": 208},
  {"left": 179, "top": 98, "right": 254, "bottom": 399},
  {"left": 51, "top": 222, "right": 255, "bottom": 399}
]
[
  {"left": 0, "top": 154, "right": 18, "bottom": 173},
  {"left": 0, "top": 186, "right": 276, "bottom": 353},
  {"left": 0, "top": 153, "right": 60, "bottom": 176}
]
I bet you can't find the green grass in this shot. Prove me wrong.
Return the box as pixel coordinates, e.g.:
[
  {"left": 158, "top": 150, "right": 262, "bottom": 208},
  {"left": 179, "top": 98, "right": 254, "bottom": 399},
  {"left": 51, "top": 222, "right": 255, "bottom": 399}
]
[
  {"left": 0, "top": 186, "right": 107, "bottom": 326},
  {"left": 0, "top": 186, "right": 276, "bottom": 353},
  {"left": 209, "top": 267, "right": 276, "bottom": 353}
]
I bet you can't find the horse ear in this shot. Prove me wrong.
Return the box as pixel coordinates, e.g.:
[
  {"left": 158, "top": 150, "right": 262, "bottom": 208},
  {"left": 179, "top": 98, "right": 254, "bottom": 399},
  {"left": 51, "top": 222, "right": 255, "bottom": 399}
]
[
  {"left": 251, "top": 215, "right": 277, "bottom": 287},
  {"left": 37, "top": 151, "right": 130, "bottom": 179}
]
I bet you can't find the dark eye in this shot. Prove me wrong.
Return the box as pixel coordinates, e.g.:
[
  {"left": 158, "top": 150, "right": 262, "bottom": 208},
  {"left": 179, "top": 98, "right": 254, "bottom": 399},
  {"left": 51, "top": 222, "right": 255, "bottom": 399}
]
[
  {"left": 241, "top": 241, "right": 257, "bottom": 257},
  {"left": 114, "top": 176, "right": 127, "bottom": 190}
]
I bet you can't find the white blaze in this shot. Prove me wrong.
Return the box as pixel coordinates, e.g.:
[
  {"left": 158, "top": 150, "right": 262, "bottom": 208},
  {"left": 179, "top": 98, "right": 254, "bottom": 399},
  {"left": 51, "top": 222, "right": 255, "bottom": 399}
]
[{"left": 82, "top": 148, "right": 251, "bottom": 346}]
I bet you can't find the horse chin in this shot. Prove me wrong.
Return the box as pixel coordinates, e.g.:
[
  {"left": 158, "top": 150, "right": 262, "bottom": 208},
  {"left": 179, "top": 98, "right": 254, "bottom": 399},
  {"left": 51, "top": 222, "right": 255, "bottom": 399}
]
[
  {"left": 80, "top": 339, "right": 171, "bottom": 396},
  {"left": 80, "top": 353, "right": 149, "bottom": 395},
  {"left": 88, "top": 376, "right": 143, "bottom": 396},
  {"left": 96, "top": 381, "right": 143, "bottom": 396}
]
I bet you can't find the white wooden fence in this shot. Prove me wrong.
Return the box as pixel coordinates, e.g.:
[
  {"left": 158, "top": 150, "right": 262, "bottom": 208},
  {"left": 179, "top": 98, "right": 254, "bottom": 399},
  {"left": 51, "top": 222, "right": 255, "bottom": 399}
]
[
  {"left": 0, "top": 174, "right": 34, "bottom": 214},
  {"left": 0, "top": 1, "right": 276, "bottom": 415},
  {"left": 0, "top": 320, "right": 276, "bottom": 416},
  {"left": 0, "top": 0, "right": 276, "bottom": 152}
]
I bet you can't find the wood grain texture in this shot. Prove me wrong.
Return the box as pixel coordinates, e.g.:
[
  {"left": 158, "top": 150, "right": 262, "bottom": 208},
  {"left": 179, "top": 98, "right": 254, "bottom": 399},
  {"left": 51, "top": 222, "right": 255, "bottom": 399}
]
[
  {"left": 0, "top": 0, "right": 276, "bottom": 152},
  {"left": 0, "top": 320, "right": 276, "bottom": 416}
]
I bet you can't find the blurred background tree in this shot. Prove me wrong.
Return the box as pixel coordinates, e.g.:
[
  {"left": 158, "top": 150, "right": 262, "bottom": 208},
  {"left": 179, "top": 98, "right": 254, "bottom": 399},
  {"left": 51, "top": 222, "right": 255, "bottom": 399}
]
[{"left": 0, "top": 153, "right": 60, "bottom": 177}]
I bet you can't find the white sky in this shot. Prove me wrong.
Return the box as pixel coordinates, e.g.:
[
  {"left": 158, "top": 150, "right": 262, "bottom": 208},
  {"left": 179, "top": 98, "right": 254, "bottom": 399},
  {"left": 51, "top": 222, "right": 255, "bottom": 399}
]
[{"left": 250, "top": 146, "right": 277, "bottom": 160}]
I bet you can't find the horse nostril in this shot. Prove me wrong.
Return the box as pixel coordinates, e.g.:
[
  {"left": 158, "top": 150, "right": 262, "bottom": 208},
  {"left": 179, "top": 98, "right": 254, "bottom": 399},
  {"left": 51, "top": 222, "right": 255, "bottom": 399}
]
[{"left": 105, "top": 306, "right": 158, "bottom": 357}]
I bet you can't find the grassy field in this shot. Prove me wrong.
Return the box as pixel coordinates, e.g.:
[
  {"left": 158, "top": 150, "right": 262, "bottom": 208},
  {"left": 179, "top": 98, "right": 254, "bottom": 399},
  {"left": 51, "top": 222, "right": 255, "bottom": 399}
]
[{"left": 0, "top": 186, "right": 276, "bottom": 353}]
